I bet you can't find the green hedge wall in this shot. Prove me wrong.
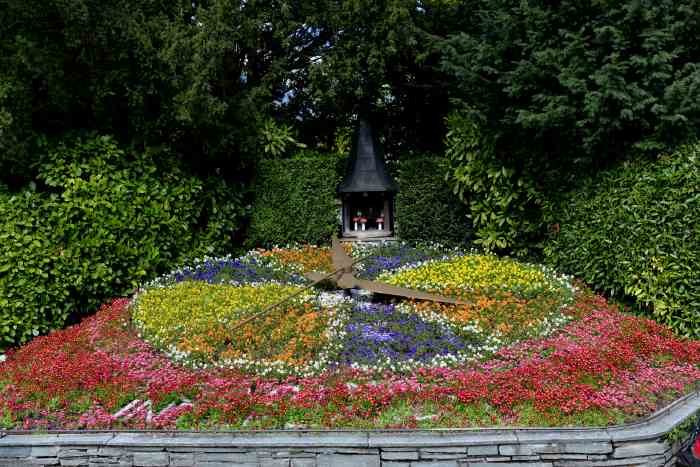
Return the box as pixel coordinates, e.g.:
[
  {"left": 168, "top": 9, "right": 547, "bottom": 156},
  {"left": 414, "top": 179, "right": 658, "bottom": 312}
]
[
  {"left": 0, "top": 136, "right": 243, "bottom": 349},
  {"left": 396, "top": 155, "right": 472, "bottom": 244},
  {"left": 246, "top": 152, "right": 346, "bottom": 247},
  {"left": 544, "top": 144, "right": 700, "bottom": 337},
  {"left": 247, "top": 152, "right": 472, "bottom": 247},
  {"left": 247, "top": 152, "right": 471, "bottom": 247}
]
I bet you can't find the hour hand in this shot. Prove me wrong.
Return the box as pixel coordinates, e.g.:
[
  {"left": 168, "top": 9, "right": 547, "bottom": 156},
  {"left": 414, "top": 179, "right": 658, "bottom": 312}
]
[{"left": 331, "top": 235, "right": 354, "bottom": 272}]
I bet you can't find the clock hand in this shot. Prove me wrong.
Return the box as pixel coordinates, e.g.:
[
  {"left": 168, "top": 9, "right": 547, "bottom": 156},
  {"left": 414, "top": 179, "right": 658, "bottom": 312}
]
[
  {"left": 323, "top": 235, "right": 471, "bottom": 305},
  {"left": 349, "top": 277, "right": 471, "bottom": 306}
]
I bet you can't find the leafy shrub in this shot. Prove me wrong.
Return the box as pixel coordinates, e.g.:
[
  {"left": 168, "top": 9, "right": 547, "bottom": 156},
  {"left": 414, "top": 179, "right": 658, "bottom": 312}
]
[
  {"left": 259, "top": 118, "right": 306, "bottom": 158},
  {"left": 246, "top": 151, "right": 346, "bottom": 247},
  {"left": 0, "top": 136, "right": 243, "bottom": 349},
  {"left": 445, "top": 111, "right": 545, "bottom": 254},
  {"left": 544, "top": 144, "right": 700, "bottom": 337},
  {"left": 395, "top": 154, "right": 471, "bottom": 244}
]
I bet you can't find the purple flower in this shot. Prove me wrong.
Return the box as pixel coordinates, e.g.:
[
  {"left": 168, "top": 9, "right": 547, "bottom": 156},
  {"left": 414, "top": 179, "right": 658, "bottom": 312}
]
[{"left": 338, "top": 302, "right": 478, "bottom": 367}]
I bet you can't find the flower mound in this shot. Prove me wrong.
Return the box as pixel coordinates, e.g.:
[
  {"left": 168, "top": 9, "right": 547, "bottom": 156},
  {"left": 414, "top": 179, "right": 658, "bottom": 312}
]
[
  {"left": 1, "top": 293, "right": 698, "bottom": 430},
  {"left": 1, "top": 243, "right": 698, "bottom": 430}
]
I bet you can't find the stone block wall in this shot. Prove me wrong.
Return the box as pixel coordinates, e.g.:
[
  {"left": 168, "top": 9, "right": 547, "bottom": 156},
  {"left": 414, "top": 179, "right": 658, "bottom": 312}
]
[{"left": 0, "top": 392, "right": 697, "bottom": 467}]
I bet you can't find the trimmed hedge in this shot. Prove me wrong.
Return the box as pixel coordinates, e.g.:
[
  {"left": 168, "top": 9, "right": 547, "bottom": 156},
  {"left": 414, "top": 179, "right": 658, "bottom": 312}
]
[
  {"left": 246, "top": 152, "right": 346, "bottom": 247},
  {"left": 396, "top": 155, "right": 471, "bottom": 244},
  {"left": 247, "top": 152, "right": 472, "bottom": 247},
  {"left": 0, "top": 136, "right": 243, "bottom": 349},
  {"left": 544, "top": 144, "right": 700, "bottom": 337}
]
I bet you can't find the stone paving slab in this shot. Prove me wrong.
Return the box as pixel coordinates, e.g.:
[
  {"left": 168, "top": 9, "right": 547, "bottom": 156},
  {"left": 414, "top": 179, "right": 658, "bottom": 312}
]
[
  {"left": 513, "top": 429, "right": 611, "bottom": 444},
  {"left": 108, "top": 432, "right": 371, "bottom": 448},
  {"left": 0, "top": 434, "right": 115, "bottom": 447},
  {"left": 368, "top": 430, "right": 519, "bottom": 448}
]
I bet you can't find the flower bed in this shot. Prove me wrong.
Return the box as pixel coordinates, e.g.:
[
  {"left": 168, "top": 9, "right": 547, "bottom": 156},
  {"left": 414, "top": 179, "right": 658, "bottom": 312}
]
[
  {"left": 131, "top": 282, "right": 349, "bottom": 376},
  {"left": 378, "top": 254, "right": 573, "bottom": 300},
  {"left": 380, "top": 254, "right": 576, "bottom": 347},
  {"left": 0, "top": 243, "right": 698, "bottom": 430},
  {"left": 130, "top": 245, "right": 575, "bottom": 375}
]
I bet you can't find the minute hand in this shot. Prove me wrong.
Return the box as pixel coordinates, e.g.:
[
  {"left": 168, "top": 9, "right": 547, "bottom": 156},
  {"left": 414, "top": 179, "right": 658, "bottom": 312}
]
[{"left": 350, "top": 277, "right": 472, "bottom": 306}]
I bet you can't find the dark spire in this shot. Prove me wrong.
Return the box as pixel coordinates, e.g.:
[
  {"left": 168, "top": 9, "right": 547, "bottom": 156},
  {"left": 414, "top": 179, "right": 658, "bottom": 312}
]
[{"left": 338, "top": 118, "right": 398, "bottom": 193}]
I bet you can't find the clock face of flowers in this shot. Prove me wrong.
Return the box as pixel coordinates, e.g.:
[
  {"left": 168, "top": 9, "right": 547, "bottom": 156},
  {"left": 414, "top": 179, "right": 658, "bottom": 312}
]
[{"left": 129, "top": 244, "right": 576, "bottom": 377}]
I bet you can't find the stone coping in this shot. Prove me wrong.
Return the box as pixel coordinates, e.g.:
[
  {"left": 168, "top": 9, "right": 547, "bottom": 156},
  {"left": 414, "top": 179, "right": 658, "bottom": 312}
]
[{"left": 1, "top": 390, "right": 698, "bottom": 448}]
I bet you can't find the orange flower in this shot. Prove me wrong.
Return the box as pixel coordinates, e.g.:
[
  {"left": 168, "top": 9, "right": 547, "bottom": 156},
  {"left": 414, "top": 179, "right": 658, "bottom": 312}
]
[{"left": 266, "top": 246, "right": 334, "bottom": 272}]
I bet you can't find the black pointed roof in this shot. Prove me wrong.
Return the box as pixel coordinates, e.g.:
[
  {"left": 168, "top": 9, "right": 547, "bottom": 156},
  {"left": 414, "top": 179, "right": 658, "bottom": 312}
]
[{"left": 338, "top": 119, "right": 399, "bottom": 193}]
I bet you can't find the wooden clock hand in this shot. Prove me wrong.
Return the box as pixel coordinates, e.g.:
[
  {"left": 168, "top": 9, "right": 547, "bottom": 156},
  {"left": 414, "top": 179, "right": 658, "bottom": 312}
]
[{"left": 303, "top": 235, "right": 471, "bottom": 306}]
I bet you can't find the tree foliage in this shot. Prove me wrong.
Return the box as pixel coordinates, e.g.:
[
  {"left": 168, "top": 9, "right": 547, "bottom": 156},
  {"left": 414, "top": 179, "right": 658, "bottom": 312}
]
[
  {"left": 440, "top": 0, "right": 700, "bottom": 181},
  {"left": 0, "top": 0, "right": 278, "bottom": 183},
  {"left": 436, "top": 0, "right": 700, "bottom": 252},
  {"left": 271, "top": 0, "right": 455, "bottom": 155},
  {"left": 0, "top": 0, "right": 462, "bottom": 184},
  {"left": 4, "top": 0, "right": 699, "bottom": 184}
]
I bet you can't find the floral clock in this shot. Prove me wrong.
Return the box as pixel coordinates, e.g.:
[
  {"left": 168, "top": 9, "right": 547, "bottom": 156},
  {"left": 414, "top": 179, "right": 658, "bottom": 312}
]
[{"left": 130, "top": 241, "right": 576, "bottom": 377}]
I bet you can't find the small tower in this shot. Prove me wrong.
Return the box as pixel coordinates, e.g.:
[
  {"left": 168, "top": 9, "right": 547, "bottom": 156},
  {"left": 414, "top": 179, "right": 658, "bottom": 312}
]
[{"left": 338, "top": 118, "right": 398, "bottom": 238}]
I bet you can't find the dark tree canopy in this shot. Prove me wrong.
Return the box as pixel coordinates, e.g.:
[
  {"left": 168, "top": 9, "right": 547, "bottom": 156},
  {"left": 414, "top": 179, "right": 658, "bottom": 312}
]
[
  {"left": 439, "top": 0, "right": 700, "bottom": 184},
  {"left": 271, "top": 0, "right": 455, "bottom": 155},
  {"left": 0, "top": 0, "right": 461, "bottom": 186},
  {"left": 1, "top": 0, "right": 699, "bottom": 187},
  {"left": 0, "top": 0, "right": 279, "bottom": 183}
]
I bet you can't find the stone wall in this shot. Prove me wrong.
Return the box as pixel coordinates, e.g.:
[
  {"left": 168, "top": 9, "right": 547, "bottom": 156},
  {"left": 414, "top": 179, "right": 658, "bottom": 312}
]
[{"left": 1, "top": 392, "right": 697, "bottom": 467}]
